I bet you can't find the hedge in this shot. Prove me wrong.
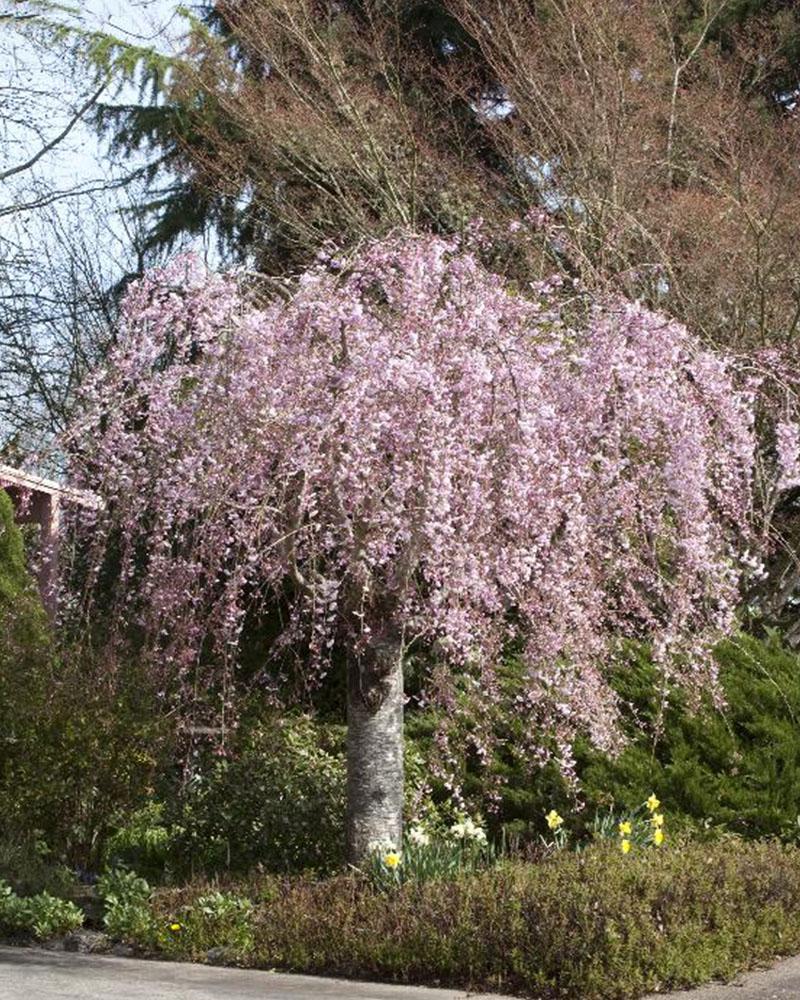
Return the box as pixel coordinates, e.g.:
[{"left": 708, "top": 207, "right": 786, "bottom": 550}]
[{"left": 145, "top": 840, "right": 800, "bottom": 999}]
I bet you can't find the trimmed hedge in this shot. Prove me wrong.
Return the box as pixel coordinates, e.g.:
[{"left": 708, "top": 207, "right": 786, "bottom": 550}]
[{"left": 146, "top": 840, "right": 800, "bottom": 999}]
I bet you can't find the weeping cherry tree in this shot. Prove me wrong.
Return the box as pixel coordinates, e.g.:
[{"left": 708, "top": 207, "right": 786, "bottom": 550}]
[{"left": 72, "top": 233, "right": 769, "bottom": 861}]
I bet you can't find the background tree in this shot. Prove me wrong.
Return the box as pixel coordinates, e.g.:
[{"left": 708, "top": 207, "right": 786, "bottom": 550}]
[
  {"left": 1, "top": 1, "right": 186, "bottom": 461},
  {"left": 87, "top": 0, "right": 800, "bottom": 350},
  {"left": 445, "top": 0, "right": 800, "bottom": 347},
  {"left": 71, "top": 233, "right": 775, "bottom": 859},
  {"left": 95, "top": 0, "right": 504, "bottom": 273},
  {"left": 0, "top": 197, "right": 157, "bottom": 459}
]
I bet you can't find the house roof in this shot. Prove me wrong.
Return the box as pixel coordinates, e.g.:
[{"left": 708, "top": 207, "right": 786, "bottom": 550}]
[{"left": 0, "top": 463, "right": 103, "bottom": 510}]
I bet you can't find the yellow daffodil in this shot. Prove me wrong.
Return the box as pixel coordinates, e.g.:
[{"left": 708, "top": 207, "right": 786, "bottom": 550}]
[
  {"left": 621, "top": 838, "right": 632, "bottom": 854},
  {"left": 653, "top": 828, "right": 665, "bottom": 846},
  {"left": 651, "top": 813, "right": 664, "bottom": 828},
  {"left": 646, "top": 793, "right": 660, "bottom": 812},
  {"left": 618, "top": 820, "right": 632, "bottom": 836},
  {"left": 384, "top": 852, "right": 401, "bottom": 869},
  {"left": 545, "top": 809, "right": 564, "bottom": 831}
]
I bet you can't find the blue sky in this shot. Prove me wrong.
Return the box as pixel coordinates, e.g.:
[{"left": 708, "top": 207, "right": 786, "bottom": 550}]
[
  {"left": 2, "top": 1, "right": 181, "bottom": 194},
  {"left": 0, "top": 1, "right": 193, "bottom": 455},
  {"left": 0, "top": 0, "right": 222, "bottom": 351}
]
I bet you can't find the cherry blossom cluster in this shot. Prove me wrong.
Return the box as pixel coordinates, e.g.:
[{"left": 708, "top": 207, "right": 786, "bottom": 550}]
[{"left": 69, "top": 234, "right": 784, "bottom": 765}]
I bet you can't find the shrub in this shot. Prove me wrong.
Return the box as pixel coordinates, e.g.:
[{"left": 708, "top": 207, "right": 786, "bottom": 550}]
[
  {"left": 578, "top": 633, "right": 800, "bottom": 840},
  {"left": 20, "top": 893, "right": 84, "bottom": 940},
  {"left": 97, "top": 868, "right": 155, "bottom": 944},
  {"left": 0, "top": 879, "right": 83, "bottom": 940},
  {"left": 0, "top": 832, "right": 78, "bottom": 898},
  {"left": 0, "top": 487, "right": 183, "bottom": 876},
  {"left": 171, "top": 715, "right": 346, "bottom": 875},
  {"left": 423, "top": 633, "right": 800, "bottom": 847},
  {"left": 103, "top": 802, "right": 176, "bottom": 883},
  {"left": 0, "top": 489, "right": 43, "bottom": 605},
  {"left": 145, "top": 840, "right": 800, "bottom": 1000},
  {"left": 145, "top": 840, "right": 800, "bottom": 999},
  {"left": 0, "top": 641, "right": 172, "bottom": 869},
  {"left": 1, "top": 490, "right": 172, "bottom": 869}
]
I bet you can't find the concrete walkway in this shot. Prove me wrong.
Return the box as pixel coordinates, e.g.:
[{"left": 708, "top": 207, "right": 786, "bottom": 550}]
[
  {"left": 643, "top": 953, "right": 800, "bottom": 999},
  {"left": 2, "top": 945, "right": 800, "bottom": 999},
  {"left": 0, "top": 947, "right": 512, "bottom": 1000}
]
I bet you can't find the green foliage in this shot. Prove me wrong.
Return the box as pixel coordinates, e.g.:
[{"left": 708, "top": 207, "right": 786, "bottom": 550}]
[
  {"left": 365, "top": 821, "right": 495, "bottom": 890},
  {"left": 578, "top": 633, "right": 800, "bottom": 841},
  {"left": 172, "top": 715, "right": 346, "bottom": 876},
  {"left": 538, "top": 796, "right": 666, "bottom": 857},
  {"left": 97, "top": 867, "right": 152, "bottom": 909},
  {"left": 0, "top": 879, "right": 83, "bottom": 940},
  {"left": 157, "top": 890, "right": 254, "bottom": 960},
  {"left": 0, "top": 492, "right": 170, "bottom": 868},
  {"left": 190, "top": 891, "right": 253, "bottom": 949},
  {"left": 0, "top": 490, "right": 32, "bottom": 603},
  {"left": 7, "top": 3, "right": 177, "bottom": 97},
  {"left": 404, "top": 657, "right": 579, "bottom": 847},
  {"left": 0, "top": 833, "right": 77, "bottom": 898},
  {"left": 428, "top": 633, "right": 800, "bottom": 847},
  {"left": 0, "top": 489, "right": 50, "bottom": 666},
  {"left": 97, "top": 868, "right": 154, "bottom": 944},
  {"left": 0, "top": 639, "right": 172, "bottom": 868},
  {"left": 98, "top": 869, "right": 255, "bottom": 959},
  {"left": 103, "top": 802, "right": 176, "bottom": 882},
  {"left": 142, "top": 841, "right": 800, "bottom": 999},
  {"left": 20, "top": 892, "right": 84, "bottom": 940}
]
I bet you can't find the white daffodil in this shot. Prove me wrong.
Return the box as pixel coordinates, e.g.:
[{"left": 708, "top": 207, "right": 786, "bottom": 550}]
[{"left": 408, "top": 826, "right": 430, "bottom": 847}]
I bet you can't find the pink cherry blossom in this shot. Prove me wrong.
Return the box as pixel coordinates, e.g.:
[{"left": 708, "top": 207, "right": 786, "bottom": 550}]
[{"left": 67, "top": 234, "right": 782, "bottom": 772}]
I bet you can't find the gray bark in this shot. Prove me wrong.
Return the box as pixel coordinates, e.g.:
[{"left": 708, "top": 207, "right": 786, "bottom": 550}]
[{"left": 345, "top": 634, "right": 404, "bottom": 863}]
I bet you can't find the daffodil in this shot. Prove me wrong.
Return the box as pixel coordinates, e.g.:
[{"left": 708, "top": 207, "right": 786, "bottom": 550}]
[
  {"left": 653, "top": 828, "right": 665, "bottom": 847},
  {"left": 618, "top": 820, "right": 632, "bottom": 836},
  {"left": 646, "top": 793, "right": 660, "bottom": 813},
  {"left": 545, "top": 809, "right": 564, "bottom": 831},
  {"left": 408, "top": 826, "right": 430, "bottom": 847},
  {"left": 384, "top": 851, "right": 401, "bottom": 869},
  {"left": 621, "top": 838, "right": 632, "bottom": 854},
  {"left": 651, "top": 813, "right": 664, "bottom": 828}
]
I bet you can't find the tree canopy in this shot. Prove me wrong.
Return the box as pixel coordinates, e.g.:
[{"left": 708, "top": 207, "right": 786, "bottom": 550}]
[{"left": 71, "top": 232, "right": 779, "bottom": 780}]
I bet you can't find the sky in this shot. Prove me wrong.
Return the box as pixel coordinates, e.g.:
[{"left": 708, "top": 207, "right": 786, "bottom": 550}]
[
  {"left": 1, "top": 0, "right": 187, "bottom": 232},
  {"left": 0, "top": 1, "right": 193, "bottom": 459}
]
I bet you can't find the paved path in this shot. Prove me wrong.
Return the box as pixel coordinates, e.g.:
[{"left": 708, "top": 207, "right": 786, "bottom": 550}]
[
  {"left": 643, "top": 953, "right": 800, "bottom": 999},
  {"left": 0, "top": 947, "right": 511, "bottom": 1000},
  {"left": 3, "top": 945, "right": 800, "bottom": 999}
]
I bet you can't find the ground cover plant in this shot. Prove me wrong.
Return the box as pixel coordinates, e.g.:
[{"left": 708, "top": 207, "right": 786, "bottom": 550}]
[
  {"left": 0, "top": 880, "right": 82, "bottom": 941},
  {"left": 92, "top": 838, "right": 800, "bottom": 999}
]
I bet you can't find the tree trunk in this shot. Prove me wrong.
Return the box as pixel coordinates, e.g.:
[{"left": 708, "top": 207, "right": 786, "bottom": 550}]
[{"left": 345, "top": 634, "right": 404, "bottom": 863}]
